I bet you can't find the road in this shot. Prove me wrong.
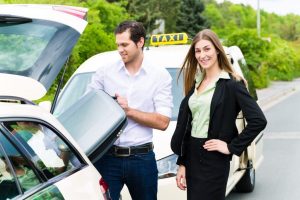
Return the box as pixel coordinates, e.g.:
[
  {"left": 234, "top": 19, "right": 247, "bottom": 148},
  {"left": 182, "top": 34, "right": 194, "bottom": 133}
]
[{"left": 226, "top": 90, "right": 300, "bottom": 200}]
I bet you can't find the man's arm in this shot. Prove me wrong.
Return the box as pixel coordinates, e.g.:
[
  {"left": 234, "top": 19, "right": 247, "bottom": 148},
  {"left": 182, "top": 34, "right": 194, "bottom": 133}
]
[
  {"left": 116, "top": 94, "right": 170, "bottom": 130},
  {"left": 127, "top": 108, "right": 170, "bottom": 131}
]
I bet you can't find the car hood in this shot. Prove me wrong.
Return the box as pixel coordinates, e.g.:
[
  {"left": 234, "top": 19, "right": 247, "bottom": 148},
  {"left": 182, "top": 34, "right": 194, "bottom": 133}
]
[{"left": 0, "top": 4, "right": 87, "bottom": 100}]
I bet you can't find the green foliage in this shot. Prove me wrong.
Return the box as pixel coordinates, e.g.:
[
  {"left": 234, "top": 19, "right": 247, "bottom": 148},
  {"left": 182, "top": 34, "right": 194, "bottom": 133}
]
[
  {"left": 175, "top": 0, "right": 210, "bottom": 37},
  {"left": 289, "top": 39, "right": 300, "bottom": 77},
  {"left": 224, "top": 29, "right": 271, "bottom": 88},
  {"left": 225, "top": 29, "right": 270, "bottom": 69},
  {"left": 124, "top": 0, "right": 162, "bottom": 34},
  {"left": 158, "top": 0, "right": 181, "bottom": 33},
  {"left": 91, "top": 0, "right": 128, "bottom": 33},
  {"left": 203, "top": 1, "right": 256, "bottom": 38},
  {"left": 265, "top": 37, "right": 300, "bottom": 80},
  {"left": 261, "top": 12, "right": 300, "bottom": 41},
  {"left": 120, "top": 0, "right": 181, "bottom": 34},
  {"left": 249, "top": 63, "right": 269, "bottom": 88}
]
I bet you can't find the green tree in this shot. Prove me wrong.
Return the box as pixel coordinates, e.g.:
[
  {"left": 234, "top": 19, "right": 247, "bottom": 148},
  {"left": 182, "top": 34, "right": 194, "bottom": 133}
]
[
  {"left": 159, "top": 0, "right": 181, "bottom": 33},
  {"left": 224, "top": 29, "right": 271, "bottom": 88},
  {"left": 175, "top": 0, "right": 209, "bottom": 37},
  {"left": 111, "top": 0, "right": 181, "bottom": 34},
  {"left": 265, "top": 37, "right": 300, "bottom": 80},
  {"left": 125, "top": 0, "right": 162, "bottom": 34},
  {"left": 203, "top": 1, "right": 256, "bottom": 38},
  {"left": 117, "top": 0, "right": 180, "bottom": 34}
]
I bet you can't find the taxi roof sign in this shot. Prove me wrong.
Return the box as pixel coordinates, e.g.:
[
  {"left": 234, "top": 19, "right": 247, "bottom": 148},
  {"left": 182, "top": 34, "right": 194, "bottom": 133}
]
[{"left": 150, "top": 33, "right": 188, "bottom": 46}]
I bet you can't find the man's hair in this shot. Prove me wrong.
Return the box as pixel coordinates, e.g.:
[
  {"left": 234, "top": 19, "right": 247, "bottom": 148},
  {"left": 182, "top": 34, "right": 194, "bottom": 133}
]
[{"left": 115, "top": 21, "right": 146, "bottom": 47}]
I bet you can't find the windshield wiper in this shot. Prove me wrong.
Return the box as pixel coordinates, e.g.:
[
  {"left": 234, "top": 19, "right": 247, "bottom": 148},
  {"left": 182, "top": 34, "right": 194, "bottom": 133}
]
[{"left": 0, "top": 15, "right": 32, "bottom": 23}]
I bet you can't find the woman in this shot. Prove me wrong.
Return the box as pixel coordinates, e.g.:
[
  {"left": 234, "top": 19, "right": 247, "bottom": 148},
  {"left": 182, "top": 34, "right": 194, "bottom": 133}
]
[{"left": 170, "top": 29, "right": 267, "bottom": 200}]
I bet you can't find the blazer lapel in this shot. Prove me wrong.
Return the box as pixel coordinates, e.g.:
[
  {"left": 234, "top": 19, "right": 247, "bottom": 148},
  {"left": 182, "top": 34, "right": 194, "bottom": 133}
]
[{"left": 210, "top": 79, "right": 225, "bottom": 119}]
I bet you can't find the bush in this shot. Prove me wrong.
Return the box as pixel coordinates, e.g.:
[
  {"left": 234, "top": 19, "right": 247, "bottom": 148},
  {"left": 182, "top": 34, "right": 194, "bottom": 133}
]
[
  {"left": 249, "top": 63, "right": 269, "bottom": 88},
  {"left": 265, "top": 37, "right": 300, "bottom": 81},
  {"left": 224, "top": 29, "right": 271, "bottom": 88}
]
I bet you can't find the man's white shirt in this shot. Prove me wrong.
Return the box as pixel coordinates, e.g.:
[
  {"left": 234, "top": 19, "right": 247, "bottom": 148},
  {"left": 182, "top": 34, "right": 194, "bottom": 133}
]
[{"left": 87, "top": 55, "right": 173, "bottom": 147}]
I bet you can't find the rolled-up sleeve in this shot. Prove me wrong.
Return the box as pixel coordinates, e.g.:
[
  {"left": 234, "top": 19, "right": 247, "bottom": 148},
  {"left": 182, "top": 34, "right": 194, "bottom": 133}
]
[
  {"left": 153, "top": 70, "right": 173, "bottom": 118},
  {"left": 86, "top": 67, "right": 105, "bottom": 93}
]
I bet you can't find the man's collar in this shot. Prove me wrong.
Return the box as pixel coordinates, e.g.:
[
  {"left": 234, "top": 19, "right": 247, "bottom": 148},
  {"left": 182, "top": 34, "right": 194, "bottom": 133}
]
[{"left": 117, "top": 57, "right": 149, "bottom": 75}]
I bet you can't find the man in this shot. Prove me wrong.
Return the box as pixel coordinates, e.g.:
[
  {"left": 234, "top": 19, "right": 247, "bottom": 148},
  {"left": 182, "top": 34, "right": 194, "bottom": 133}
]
[{"left": 87, "top": 21, "right": 173, "bottom": 200}]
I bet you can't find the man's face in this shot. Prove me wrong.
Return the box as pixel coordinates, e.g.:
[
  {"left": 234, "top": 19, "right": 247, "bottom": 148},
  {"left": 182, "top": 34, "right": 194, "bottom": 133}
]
[{"left": 115, "top": 30, "right": 143, "bottom": 64}]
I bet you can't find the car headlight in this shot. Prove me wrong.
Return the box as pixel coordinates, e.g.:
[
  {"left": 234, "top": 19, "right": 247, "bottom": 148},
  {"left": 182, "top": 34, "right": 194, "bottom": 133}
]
[{"left": 157, "top": 154, "right": 178, "bottom": 179}]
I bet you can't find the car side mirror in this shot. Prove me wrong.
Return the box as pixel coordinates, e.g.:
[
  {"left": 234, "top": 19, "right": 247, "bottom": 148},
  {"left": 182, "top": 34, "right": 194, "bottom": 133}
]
[{"left": 38, "top": 101, "right": 52, "bottom": 112}]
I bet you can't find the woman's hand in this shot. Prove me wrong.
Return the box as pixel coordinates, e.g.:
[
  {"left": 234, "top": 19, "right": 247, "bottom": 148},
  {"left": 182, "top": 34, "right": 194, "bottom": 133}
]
[
  {"left": 176, "top": 165, "right": 187, "bottom": 190},
  {"left": 203, "top": 139, "right": 230, "bottom": 155}
]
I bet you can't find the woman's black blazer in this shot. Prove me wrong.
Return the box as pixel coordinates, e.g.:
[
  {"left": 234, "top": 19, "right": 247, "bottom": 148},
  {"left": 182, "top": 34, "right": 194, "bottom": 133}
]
[{"left": 170, "top": 77, "right": 267, "bottom": 165}]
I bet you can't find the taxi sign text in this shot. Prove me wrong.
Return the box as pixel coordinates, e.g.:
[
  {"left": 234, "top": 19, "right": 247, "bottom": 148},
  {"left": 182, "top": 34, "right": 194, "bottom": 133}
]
[{"left": 150, "top": 33, "right": 188, "bottom": 46}]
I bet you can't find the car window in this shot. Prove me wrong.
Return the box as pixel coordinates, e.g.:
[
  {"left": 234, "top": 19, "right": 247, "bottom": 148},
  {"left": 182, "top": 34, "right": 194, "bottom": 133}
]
[
  {"left": 0, "top": 131, "right": 40, "bottom": 199},
  {"left": 53, "top": 72, "right": 93, "bottom": 117},
  {"left": 0, "top": 18, "right": 81, "bottom": 91},
  {"left": 25, "top": 185, "right": 64, "bottom": 200},
  {"left": 0, "top": 22, "right": 56, "bottom": 72},
  {"left": 3, "top": 121, "right": 82, "bottom": 179},
  {"left": 237, "top": 59, "right": 258, "bottom": 100},
  {"left": 167, "top": 68, "right": 184, "bottom": 120},
  {"left": 54, "top": 69, "right": 184, "bottom": 121}
]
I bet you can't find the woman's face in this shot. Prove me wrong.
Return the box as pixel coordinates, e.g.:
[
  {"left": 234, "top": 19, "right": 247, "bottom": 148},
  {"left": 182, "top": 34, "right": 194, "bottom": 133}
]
[{"left": 194, "top": 39, "right": 218, "bottom": 71}]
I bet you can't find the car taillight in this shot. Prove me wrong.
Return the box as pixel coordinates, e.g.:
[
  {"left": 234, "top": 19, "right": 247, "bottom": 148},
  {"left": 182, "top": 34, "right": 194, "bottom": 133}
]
[
  {"left": 99, "top": 178, "right": 112, "bottom": 200},
  {"left": 53, "top": 6, "right": 87, "bottom": 19}
]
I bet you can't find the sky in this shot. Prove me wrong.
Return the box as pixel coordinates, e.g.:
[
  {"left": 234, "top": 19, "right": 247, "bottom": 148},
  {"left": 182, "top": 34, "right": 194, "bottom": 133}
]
[{"left": 216, "top": 0, "right": 300, "bottom": 16}]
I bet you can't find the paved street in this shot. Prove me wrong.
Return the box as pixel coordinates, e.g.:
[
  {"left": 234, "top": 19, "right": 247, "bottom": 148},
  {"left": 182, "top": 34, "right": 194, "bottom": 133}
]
[{"left": 227, "top": 78, "right": 300, "bottom": 200}]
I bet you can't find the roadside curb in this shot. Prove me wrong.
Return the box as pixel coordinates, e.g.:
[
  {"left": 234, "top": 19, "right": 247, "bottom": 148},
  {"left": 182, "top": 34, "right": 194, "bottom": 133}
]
[{"left": 257, "top": 78, "right": 300, "bottom": 111}]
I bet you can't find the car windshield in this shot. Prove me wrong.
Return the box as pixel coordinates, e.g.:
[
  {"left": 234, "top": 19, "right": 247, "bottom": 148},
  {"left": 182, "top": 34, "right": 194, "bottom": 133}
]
[
  {"left": 53, "top": 68, "right": 184, "bottom": 120},
  {"left": 0, "top": 17, "right": 81, "bottom": 90}
]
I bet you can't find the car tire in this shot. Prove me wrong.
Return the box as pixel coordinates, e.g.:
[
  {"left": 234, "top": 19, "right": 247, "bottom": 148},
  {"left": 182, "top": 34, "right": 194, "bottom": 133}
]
[{"left": 235, "top": 160, "right": 255, "bottom": 193}]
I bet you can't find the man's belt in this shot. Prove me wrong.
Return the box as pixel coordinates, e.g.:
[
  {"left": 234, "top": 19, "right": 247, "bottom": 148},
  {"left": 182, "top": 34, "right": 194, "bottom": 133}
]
[{"left": 108, "top": 142, "right": 154, "bottom": 157}]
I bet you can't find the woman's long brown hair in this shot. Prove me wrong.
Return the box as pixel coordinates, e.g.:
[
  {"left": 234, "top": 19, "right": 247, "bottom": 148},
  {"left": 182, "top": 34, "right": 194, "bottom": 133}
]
[{"left": 178, "top": 29, "right": 240, "bottom": 95}]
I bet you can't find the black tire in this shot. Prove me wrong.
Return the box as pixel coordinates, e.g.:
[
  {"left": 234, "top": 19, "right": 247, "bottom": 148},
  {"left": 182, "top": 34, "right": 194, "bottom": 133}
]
[{"left": 235, "top": 161, "right": 255, "bottom": 193}]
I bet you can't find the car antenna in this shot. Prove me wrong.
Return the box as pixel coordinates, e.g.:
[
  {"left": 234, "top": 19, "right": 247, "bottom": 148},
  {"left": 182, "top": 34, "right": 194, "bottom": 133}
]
[{"left": 50, "top": 57, "right": 70, "bottom": 113}]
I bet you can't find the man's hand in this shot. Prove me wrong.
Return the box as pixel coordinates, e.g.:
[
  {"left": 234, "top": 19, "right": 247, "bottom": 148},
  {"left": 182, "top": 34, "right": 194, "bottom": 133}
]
[
  {"left": 203, "top": 139, "right": 230, "bottom": 155},
  {"left": 115, "top": 93, "right": 129, "bottom": 113},
  {"left": 176, "top": 165, "right": 187, "bottom": 190},
  {"left": 114, "top": 93, "right": 170, "bottom": 130}
]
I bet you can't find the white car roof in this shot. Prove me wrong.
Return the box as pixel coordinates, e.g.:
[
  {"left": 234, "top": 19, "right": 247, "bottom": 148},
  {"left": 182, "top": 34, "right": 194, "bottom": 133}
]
[
  {"left": 0, "top": 4, "right": 87, "bottom": 33},
  {"left": 0, "top": 102, "right": 61, "bottom": 125},
  {"left": 73, "top": 45, "right": 190, "bottom": 74},
  {"left": 73, "top": 44, "right": 244, "bottom": 78}
]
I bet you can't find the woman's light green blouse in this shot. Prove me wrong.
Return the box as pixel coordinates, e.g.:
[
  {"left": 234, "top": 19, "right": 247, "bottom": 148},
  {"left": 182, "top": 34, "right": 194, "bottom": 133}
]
[{"left": 188, "top": 70, "right": 230, "bottom": 138}]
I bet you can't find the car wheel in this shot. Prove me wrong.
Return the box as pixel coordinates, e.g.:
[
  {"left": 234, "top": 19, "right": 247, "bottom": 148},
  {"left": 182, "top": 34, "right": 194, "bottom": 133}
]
[{"left": 235, "top": 160, "right": 255, "bottom": 193}]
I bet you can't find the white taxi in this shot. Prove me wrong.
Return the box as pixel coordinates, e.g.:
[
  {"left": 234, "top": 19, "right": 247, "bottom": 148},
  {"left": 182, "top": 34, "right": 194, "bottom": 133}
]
[
  {"left": 52, "top": 33, "right": 264, "bottom": 199},
  {"left": 0, "top": 4, "right": 126, "bottom": 200}
]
